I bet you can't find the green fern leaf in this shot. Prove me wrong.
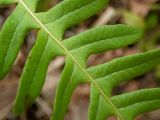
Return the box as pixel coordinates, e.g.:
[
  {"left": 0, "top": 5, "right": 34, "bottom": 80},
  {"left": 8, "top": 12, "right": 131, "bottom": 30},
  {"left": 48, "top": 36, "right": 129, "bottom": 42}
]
[
  {"left": 0, "top": 0, "right": 160, "bottom": 120},
  {"left": 88, "top": 49, "right": 160, "bottom": 120}
]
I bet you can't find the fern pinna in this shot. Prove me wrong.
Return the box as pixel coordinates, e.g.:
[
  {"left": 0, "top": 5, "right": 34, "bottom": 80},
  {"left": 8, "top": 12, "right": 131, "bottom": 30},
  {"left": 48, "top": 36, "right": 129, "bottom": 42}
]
[{"left": 0, "top": 0, "right": 160, "bottom": 120}]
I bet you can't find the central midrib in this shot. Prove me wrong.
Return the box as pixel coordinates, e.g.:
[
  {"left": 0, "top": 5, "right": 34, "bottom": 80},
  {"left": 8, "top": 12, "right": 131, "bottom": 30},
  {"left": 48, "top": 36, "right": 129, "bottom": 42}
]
[{"left": 18, "top": 0, "right": 121, "bottom": 119}]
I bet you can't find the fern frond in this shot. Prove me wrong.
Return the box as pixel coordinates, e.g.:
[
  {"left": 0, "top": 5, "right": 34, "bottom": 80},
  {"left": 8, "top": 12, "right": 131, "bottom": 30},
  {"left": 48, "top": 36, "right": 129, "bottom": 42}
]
[
  {"left": 0, "top": 0, "right": 39, "bottom": 79},
  {"left": 113, "top": 88, "right": 160, "bottom": 120},
  {"left": 88, "top": 49, "right": 160, "bottom": 120},
  {"left": 52, "top": 25, "right": 142, "bottom": 120},
  {"left": 0, "top": 0, "right": 159, "bottom": 120}
]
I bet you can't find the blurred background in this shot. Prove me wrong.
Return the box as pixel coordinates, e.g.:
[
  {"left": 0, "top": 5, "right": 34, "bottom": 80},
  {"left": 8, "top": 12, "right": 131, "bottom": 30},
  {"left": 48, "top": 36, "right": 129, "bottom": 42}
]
[{"left": 0, "top": 0, "right": 160, "bottom": 120}]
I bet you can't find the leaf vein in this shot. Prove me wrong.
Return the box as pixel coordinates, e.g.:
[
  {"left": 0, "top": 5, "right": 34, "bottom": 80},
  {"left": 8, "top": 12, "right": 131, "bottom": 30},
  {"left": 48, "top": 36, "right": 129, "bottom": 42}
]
[{"left": 19, "top": 0, "right": 121, "bottom": 118}]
